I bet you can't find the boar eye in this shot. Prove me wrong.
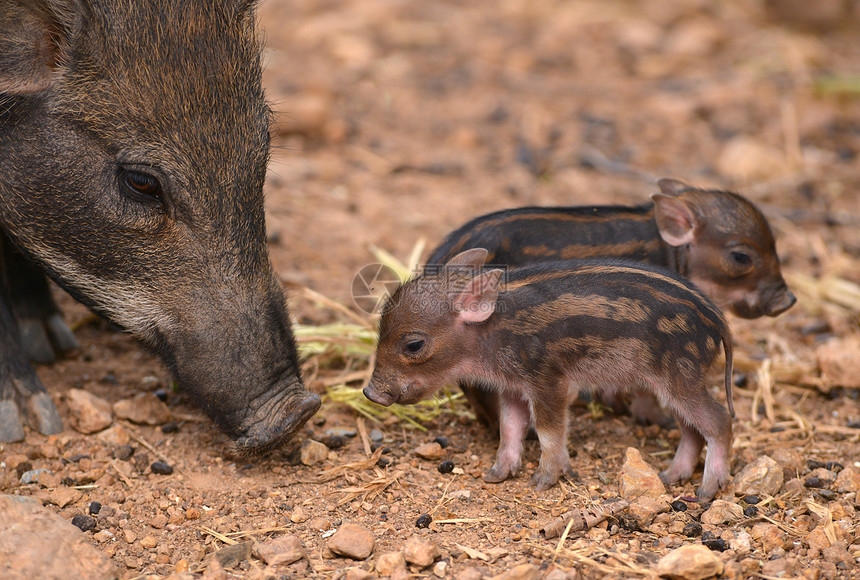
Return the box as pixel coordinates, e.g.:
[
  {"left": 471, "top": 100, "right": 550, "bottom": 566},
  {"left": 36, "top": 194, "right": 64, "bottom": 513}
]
[
  {"left": 120, "top": 169, "right": 163, "bottom": 204},
  {"left": 405, "top": 339, "right": 425, "bottom": 354},
  {"left": 730, "top": 251, "right": 752, "bottom": 266}
]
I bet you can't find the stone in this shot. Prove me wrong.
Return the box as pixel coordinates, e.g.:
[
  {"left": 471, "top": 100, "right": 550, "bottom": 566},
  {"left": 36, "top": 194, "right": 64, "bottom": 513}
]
[
  {"left": 66, "top": 388, "right": 113, "bottom": 434},
  {"left": 433, "top": 560, "right": 449, "bottom": 578},
  {"left": 730, "top": 531, "right": 752, "bottom": 554},
  {"left": 300, "top": 439, "right": 329, "bottom": 466},
  {"left": 151, "top": 514, "right": 168, "bottom": 529},
  {"left": 761, "top": 557, "right": 798, "bottom": 578},
  {"left": 214, "top": 541, "right": 251, "bottom": 569},
  {"left": 253, "top": 534, "right": 305, "bottom": 566},
  {"left": 414, "top": 442, "right": 446, "bottom": 460},
  {"left": 700, "top": 500, "right": 744, "bottom": 525},
  {"left": 344, "top": 568, "right": 374, "bottom": 580},
  {"left": 751, "top": 523, "right": 786, "bottom": 553},
  {"left": 823, "top": 541, "right": 853, "bottom": 566},
  {"left": 307, "top": 517, "right": 333, "bottom": 531},
  {"left": 376, "top": 551, "right": 407, "bottom": 575},
  {"left": 619, "top": 447, "right": 665, "bottom": 500},
  {"left": 459, "top": 567, "right": 485, "bottom": 580},
  {"left": 656, "top": 544, "right": 724, "bottom": 580},
  {"left": 816, "top": 336, "right": 860, "bottom": 389},
  {"left": 834, "top": 466, "right": 860, "bottom": 492},
  {"left": 490, "top": 563, "right": 540, "bottom": 580},
  {"left": 806, "top": 525, "right": 832, "bottom": 556},
  {"left": 734, "top": 456, "right": 783, "bottom": 497},
  {"left": 113, "top": 392, "right": 170, "bottom": 425},
  {"left": 290, "top": 506, "right": 310, "bottom": 523},
  {"left": 140, "top": 536, "right": 158, "bottom": 549},
  {"left": 328, "top": 523, "right": 375, "bottom": 560},
  {"left": 403, "top": 535, "right": 440, "bottom": 568},
  {"left": 0, "top": 494, "right": 117, "bottom": 578},
  {"left": 629, "top": 495, "right": 671, "bottom": 526},
  {"left": 49, "top": 487, "right": 83, "bottom": 508}
]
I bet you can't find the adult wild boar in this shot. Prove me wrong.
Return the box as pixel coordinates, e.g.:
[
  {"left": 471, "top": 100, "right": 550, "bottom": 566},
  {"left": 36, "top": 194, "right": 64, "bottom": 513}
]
[{"left": 0, "top": 0, "right": 320, "bottom": 449}]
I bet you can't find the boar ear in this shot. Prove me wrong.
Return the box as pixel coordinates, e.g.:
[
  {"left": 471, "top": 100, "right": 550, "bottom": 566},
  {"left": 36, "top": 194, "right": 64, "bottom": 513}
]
[
  {"left": 652, "top": 193, "right": 699, "bottom": 246},
  {"left": 453, "top": 269, "right": 503, "bottom": 324},
  {"left": 656, "top": 178, "right": 691, "bottom": 197},
  {"left": 444, "top": 248, "right": 489, "bottom": 269},
  {"left": 0, "top": 0, "right": 76, "bottom": 95}
]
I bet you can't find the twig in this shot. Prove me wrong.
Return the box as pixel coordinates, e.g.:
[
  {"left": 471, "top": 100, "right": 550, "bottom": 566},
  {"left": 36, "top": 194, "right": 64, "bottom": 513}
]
[
  {"left": 109, "top": 460, "right": 134, "bottom": 488},
  {"left": 540, "top": 499, "right": 629, "bottom": 539},
  {"left": 121, "top": 421, "right": 175, "bottom": 466}
]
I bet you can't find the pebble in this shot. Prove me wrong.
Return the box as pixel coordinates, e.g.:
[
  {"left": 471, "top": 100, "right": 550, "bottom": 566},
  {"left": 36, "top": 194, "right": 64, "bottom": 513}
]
[
  {"left": 403, "top": 535, "right": 441, "bottom": 568},
  {"left": 214, "top": 541, "right": 251, "bottom": 569},
  {"left": 804, "top": 476, "right": 825, "bottom": 488},
  {"left": 733, "top": 455, "right": 783, "bottom": 497},
  {"left": 161, "top": 421, "right": 179, "bottom": 434},
  {"left": 816, "top": 335, "right": 860, "bottom": 389},
  {"left": 325, "top": 427, "right": 357, "bottom": 438},
  {"left": 71, "top": 514, "right": 97, "bottom": 532},
  {"left": 743, "top": 505, "right": 758, "bottom": 518},
  {"left": 743, "top": 495, "right": 761, "bottom": 504},
  {"left": 671, "top": 500, "right": 688, "bottom": 512},
  {"left": 124, "top": 529, "right": 137, "bottom": 544},
  {"left": 619, "top": 447, "right": 664, "bottom": 500},
  {"left": 344, "top": 569, "right": 374, "bottom": 580},
  {"left": 806, "top": 525, "right": 832, "bottom": 555},
  {"left": 761, "top": 557, "right": 798, "bottom": 578},
  {"left": 730, "top": 531, "right": 752, "bottom": 554},
  {"left": 150, "top": 514, "right": 168, "bottom": 529},
  {"left": 253, "top": 534, "right": 305, "bottom": 565},
  {"left": 151, "top": 461, "right": 174, "bottom": 475},
  {"left": 20, "top": 468, "right": 49, "bottom": 484},
  {"left": 140, "top": 536, "right": 158, "bottom": 549},
  {"left": 113, "top": 444, "right": 135, "bottom": 460},
  {"left": 459, "top": 567, "right": 486, "bottom": 580},
  {"left": 112, "top": 392, "right": 170, "bottom": 425},
  {"left": 433, "top": 560, "right": 449, "bottom": 578},
  {"left": 65, "top": 388, "right": 114, "bottom": 434},
  {"left": 628, "top": 495, "right": 670, "bottom": 526},
  {"left": 49, "top": 487, "right": 82, "bottom": 508},
  {"left": 834, "top": 467, "right": 860, "bottom": 492},
  {"left": 751, "top": 523, "right": 786, "bottom": 553},
  {"left": 700, "top": 500, "right": 744, "bottom": 525},
  {"left": 376, "top": 551, "right": 407, "bottom": 575},
  {"left": 300, "top": 439, "right": 329, "bottom": 466},
  {"left": 324, "top": 435, "right": 346, "bottom": 449},
  {"left": 656, "top": 544, "right": 724, "bottom": 579},
  {"left": 438, "top": 460, "right": 455, "bottom": 474},
  {"left": 369, "top": 429, "right": 384, "bottom": 442},
  {"left": 490, "top": 563, "right": 540, "bottom": 580},
  {"left": 290, "top": 506, "right": 310, "bottom": 523},
  {"left": 0, "top": 494, "right": 117, "bottom": 577},
  {"left": 415, "top": 442, "right": 446, "bottom": 460},
  {"left": 683, "top": 522, "right": 703, "bottom": 537},
  {"left": 416, "top": 513, "right": 432, "bottom": 528},
  {"left": 377, "top": 457, "right": 392, "bottom": 468},
  {"left": 88, "top": 501, "right": 101, "bottom": 515},
  {"left": 307, "top": 517, "right": 333, "bottom": 532},
  {"left": 327, "top": 523, "right": 375, "bottom": 560}
]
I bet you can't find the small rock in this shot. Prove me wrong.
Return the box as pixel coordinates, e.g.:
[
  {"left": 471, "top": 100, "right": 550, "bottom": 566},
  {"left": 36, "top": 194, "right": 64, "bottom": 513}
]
[
  {"left": 307, "top": 517, "right": 332, "bottom": 532},
  {"left": 345, "top": 568, "right": 374, "bottom": 580},
  {"left": 656, "top": 544, "right": 724, "bottom": 580},
  {"left": 822, "top": 541, "right": 853, "bottom": 566},
  {"left": 113, "top": 392, "right": 170, "bottom": 425},
  {"left": 123, "top": 529, "right": 137, "bottom": 544},
  {"left": 416, "top": 513, "right": 432, "bottom": 528},
  {"left": 140, "top": 536, "right": 158, "bottom": 549},
  {"left": 253, "top": 534, "right": 305, "bottom": 566},
  {"left": 151, "top": 461, "right": 174, "bottom": 475},
  {"left": 113, "top": 444, "right": 135, "bottom": 461},
  {"left": 369, "top": 429, "right": 384, "bottom": 442},
  {"left": 700, "top": 500, "right": 744, "bottom": 525},
  {"left": 88, "top": 502, "right": 101, "bottom": 515},
  {"left": 619, "top": 447, "right": 664, "bottom": 500},
  {"left": 743, "top": 495, "right": 761, "bottom": 504},
  {"left": 751, "top": 523, "right": 786, "bottom": 553},
  {"left": 215, "top": 541, "right": 252, "bottom": 569},
  {"left": 806, "top": 525, "right": 832, "bottom": 555},
  {"left": 328, "top": 523, "right": 375, "bottom": 560},
  {"left": 0, "top": 494, "right": 117, "bottom": 577},
  {"left": 438, "top": 460, "right": 455, "bottom": 474},
  {"left": 629, "top": 495, "right": 670, "bottom": 525},
  {"left": 376, "top": 551, "right": 407, "bottom": 576},
  {"left": 433, "top": 560, "right": 449, "bottom": 578},
  {"left": 683, "top": 522, "right": 703, "bottom": 537},
  {"left": 761, "top": 557, "right": 798, "bottom": 578},
  {"left": 734, "top": 456, "right": 783, "bottom": 497},
  {"left": 671, "top": 500, "right": 688, "bottom": 512},
  {"left": 290, "top": 506, "right": 310, "bottom": 523},
  {"left": 459, "top": 567, "right": 486, "bottom": 580},
  {"left": 743, "top": 505, "right": 758, "bottom": 517},
  {"left": 150, "top": 514, "right": 168, "bottom": 529},
  {"left": 325, "top": 427, "right": 357, "bottom": 438},
  {"left": 20, "top": 468, "right": 49, "bottom": 485},
  {"left": 49, "top": 487, "right": 82, "bottom": 508},
  {"left": 66, "top": 388, "right": 113, "bottom": 434},
  {"left": 834, "top": 466, "right": 860, "bottom": 492},
  {"left": 300, "top": 439, "right": 329, "bottom": 466},
  {"left": 71, "top": 514, "right": 97, "bottom": 532},
  {"left": 415, "top": 442, "right": 446, "bottom": 460},
  {"left": 490, "top": 563, "right": 540, "bottom": 580},
  {"left": 816, "top": 336, "right": 860, "bottom": 389},
  {"left": 730, "top": 531, "right": 752, "bottom": 554},
  {"left": 403, "top": 535, "right": 441, "bottom": 568}
]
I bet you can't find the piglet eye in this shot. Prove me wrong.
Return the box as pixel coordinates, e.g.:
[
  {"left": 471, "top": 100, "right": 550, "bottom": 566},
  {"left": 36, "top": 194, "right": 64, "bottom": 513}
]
[
  {"left": 405, "top": 339, "right": 425, "bottom": 354},
  {"left": 730, "top": 251, "right": 752, "bottom": 265}
]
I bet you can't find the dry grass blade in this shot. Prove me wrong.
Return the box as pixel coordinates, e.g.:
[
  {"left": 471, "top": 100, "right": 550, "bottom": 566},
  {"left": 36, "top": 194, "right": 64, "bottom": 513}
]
[
  {"left": 121, "top": 421, "right": 175, "bottom": 466},
  {"left": 199, "top": 525, "right": 236, "bottom": 545},
  {"left": 299, "top": 286, "right": 374, "bottom": 328},
  {"left": 317, "top": 447, "right": 384, "bottom": 483},
  {"left": 324, "top": 385, "right": 467, "bottom": 431},
  {"left": 784, "top": 272, "right": 860, "bottom": 315},
  {"left": 370, "top": 238, "right": 427, "bottom": 282},
  {"left": 293, "top": 322, "right": 377, "bottom": 358},
  {"left": 752, "top": 359, "right": 776, "bottom": 426},
  {"left": 330, "top": 469, "right": 403, "bottom": 505}
]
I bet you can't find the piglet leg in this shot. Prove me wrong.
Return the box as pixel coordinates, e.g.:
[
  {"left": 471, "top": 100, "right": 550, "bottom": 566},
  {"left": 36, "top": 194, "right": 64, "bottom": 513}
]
[
  {"left": 484, "top": 390, "right": 529, "bottom": 483},
  {"left": 659, "top": 419, "right": 704, "bottom": 486},
  {"left": 530, "top": 391, "right": 574, "bottom": 491}
]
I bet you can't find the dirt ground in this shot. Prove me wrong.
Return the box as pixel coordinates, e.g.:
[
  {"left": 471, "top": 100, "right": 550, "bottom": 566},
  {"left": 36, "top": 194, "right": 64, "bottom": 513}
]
[{"left": 4, "top": 0, "right": 860, "bottom": 578}]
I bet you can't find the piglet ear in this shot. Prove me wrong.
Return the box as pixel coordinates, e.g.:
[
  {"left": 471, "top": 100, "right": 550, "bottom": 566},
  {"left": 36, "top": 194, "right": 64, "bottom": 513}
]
[
  {"left": 453, "top": 269, "right": 503, "bottom": 323},
  {"left": 656, "top": 178, "right": 691, "bottom": 197},
  {"left": 444, "top": 248, "right": 489, "bottom": 269},
  {"left": 652, "top": 193, "right": 698, "bottom": 247}
]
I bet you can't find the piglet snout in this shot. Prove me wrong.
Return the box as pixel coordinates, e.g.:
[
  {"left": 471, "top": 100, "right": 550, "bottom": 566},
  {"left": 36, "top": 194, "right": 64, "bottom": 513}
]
[{"left": 363, "top": 383, "right": 394, "bottom": 407}]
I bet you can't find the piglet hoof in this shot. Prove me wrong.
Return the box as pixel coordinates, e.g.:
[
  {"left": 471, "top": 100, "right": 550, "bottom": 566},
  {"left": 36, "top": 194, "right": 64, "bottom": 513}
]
[
  {"left": 658, "top": 468, "right": 689, "bottom": 488},
  {"left": 46, "top": 313, "right": 80, "bottom": 355},
  {"left": 530, "top": 469, "right": 561, "bottom": 492},
  {"left": 18, "top": 318, "right": 57, "bottom": 365},
  {"left": 695, "top": 475, "right": 730, "bottom": 502},
  {"left": 26, "top": 392, "right": 63, "bottom": 435},
  {"left": 0, "top": 400, "right": 26, "bottom": 442},
  {"left": 484, "top": 462, "right": 517, "bottom": 484}
]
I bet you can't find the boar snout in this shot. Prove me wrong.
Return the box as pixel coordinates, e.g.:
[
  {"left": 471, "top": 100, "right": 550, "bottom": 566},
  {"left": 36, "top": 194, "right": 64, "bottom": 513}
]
[
  {"left": 363, "top": 382, "right": 395, "bottom": 407},
  {"left": 231, "top": 385, "right": 321, "bottom": 453},
  {"left": 764, "top": 286, "right": 796, "bottom": 317}
]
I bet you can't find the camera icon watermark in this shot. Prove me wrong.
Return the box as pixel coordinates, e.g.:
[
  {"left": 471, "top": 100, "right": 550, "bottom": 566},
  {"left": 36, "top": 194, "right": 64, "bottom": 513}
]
[{"left": 351, "top": 263, "right": 403, "bottom": 314}]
